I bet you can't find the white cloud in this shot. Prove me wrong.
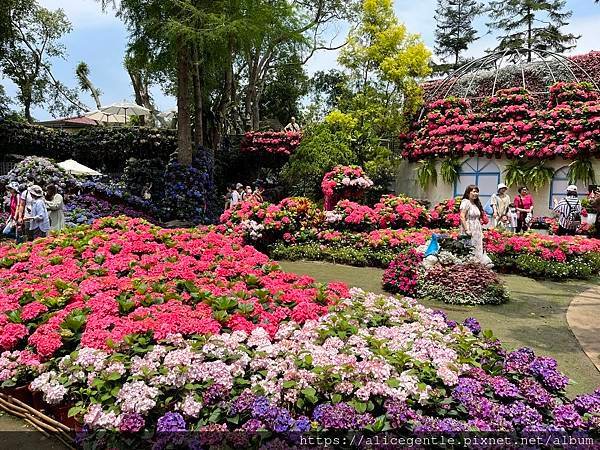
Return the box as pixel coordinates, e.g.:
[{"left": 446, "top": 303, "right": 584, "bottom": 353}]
[{"left": 38, "top": 0, "right": 120, "bottom": 28}]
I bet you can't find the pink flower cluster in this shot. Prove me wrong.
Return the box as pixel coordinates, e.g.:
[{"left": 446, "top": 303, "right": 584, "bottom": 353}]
[
  {"left": 240, "top": 131, "right": 302, "bottom": 155},
  {"left": 321, "top": 165, "right": 373, "bottom": 210},
  {"left": 402, "top": 83, "right": 600, "bottom": 160},
  {"left": 0, "top": 217, "right": 348, "bottom": 361}
]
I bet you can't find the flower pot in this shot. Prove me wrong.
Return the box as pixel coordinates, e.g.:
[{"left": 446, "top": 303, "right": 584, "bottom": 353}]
[
  {"left": 49, "top": 403, "right": 82, "bottom": 431},
  {"left": 3, "top": 385, "right": 33, "bottom": 405},
  {"left": 28, "top": 387, "right": 45, "bottom": 412}
]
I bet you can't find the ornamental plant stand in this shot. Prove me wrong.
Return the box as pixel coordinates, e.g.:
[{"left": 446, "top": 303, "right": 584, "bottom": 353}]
[{"left": 0, "top": 392, "right": 75, "bottom": 449}]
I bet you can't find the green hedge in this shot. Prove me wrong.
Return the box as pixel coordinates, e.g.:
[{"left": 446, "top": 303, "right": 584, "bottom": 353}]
[{"left": 0, "top": 120, "right": 176, "bottom": 172}]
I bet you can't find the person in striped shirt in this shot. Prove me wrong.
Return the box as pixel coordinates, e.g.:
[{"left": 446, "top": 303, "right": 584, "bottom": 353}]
[{"left": 552, "top": 185, "right": 582, "bottom": 236}]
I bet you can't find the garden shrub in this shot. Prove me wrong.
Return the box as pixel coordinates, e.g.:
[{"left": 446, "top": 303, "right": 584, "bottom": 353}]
[
  {"left": 381, "top": 249, "right": 423, "bottom": 296},
  {"left": 1, "top": 156, "right": 78, "bottom": 192},
  {"left": 418, "top": 263, "right": 510, "bottom": 305}
]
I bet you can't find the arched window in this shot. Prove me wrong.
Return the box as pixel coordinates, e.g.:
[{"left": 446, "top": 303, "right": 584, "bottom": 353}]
[
  {"left": 549, "top": 166, "right": 587, "bottom": 207},
  {"left": 454, "top": 157, "right": 500, "bottom": 204}
]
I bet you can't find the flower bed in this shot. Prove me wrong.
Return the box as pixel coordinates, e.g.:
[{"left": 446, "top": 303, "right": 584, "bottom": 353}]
[
  {"left": 270, "top": 227, "right": 600, "bottom": 279},
  {"left": 0, "top": 217, "right": 347, "bottom": 365},
  {"left": 402, "top": 83, "right": 600, "bottom": 161},
  {"left": 0, "top": 217, "right": 599, "bottom": 442},
  {"left": 240, "top": 131, "right": 302, "bottom": 155},
  {"left": 64, "top": 194, "right": 157, "bottom": 227},
  {"left": 382, "top": 237, "right": 509, "bottom": 306},
  {"left": 0, "top": 156, "right": 78, "bottom": 192}
]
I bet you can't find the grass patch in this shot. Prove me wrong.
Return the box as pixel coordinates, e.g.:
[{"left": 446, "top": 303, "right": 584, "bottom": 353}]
[{"left": 278, "top": 260, "right": 600, "bottom": 397}]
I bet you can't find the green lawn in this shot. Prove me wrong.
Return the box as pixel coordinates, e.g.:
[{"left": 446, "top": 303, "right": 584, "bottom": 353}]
[{"left": 278, "top": 260, "right": 600, "bottom": 397}]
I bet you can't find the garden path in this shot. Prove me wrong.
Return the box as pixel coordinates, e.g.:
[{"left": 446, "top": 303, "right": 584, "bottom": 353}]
[{"left": 567, "top": 285, "right": 600, "bottom": 372}]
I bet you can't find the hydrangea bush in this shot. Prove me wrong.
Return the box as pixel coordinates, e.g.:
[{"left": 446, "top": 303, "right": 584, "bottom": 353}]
[{"left": 1, "top": 156, "right": 78, "bottom": 192}]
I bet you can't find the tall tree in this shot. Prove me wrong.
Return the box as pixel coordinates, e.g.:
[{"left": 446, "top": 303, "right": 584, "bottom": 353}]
[
  {"left": 1, "top": 1, "right": 86, "bottom": 121},
  {"left": 75, "top": 62, "right": 102, "bottom": 109},
  {"left": 487, "top": 0, "right": 579, "bottom": 61},
  {"left": 434, "top": 0, "right": 482, "bottom": 67}
]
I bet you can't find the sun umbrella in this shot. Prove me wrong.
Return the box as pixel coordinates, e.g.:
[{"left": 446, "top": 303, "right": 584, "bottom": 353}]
[
  {"left": 158, "top": 107, "right": 177, "bottom": 120},
  {"left": 57, "top": 159, "right": 102, "bottom": 177},
  {"left": 100, "top": 102, "right": 151, "bottom": 121},
  {"left": 85, "top": 110, "right": 127, "bottom": 124}
]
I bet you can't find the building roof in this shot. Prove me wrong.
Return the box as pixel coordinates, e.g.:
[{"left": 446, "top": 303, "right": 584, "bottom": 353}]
[{"left": 37, "top": 116, "right": 98, "bottom": 128}]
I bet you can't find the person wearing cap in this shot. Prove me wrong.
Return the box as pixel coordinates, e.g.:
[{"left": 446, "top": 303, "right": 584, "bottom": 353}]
[
  {"left": 514, "top": 186, "right": 534, "bottom": 233},
  {"left": 490, "top": 183, "right": 511, "bottom": 229},
  {"left": 553, "top": 185, "right": 582, "bottom": 236},
  {"left": 2, "top": 182, "right": 21, "bottom": 239},
  {"left": 23, "top": 185, "right": 50, "bottom": 240}
]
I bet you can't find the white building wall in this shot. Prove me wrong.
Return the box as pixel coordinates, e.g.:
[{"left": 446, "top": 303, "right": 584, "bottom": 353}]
[{"left": 395, "top": 157, "right": 600, "bottom": 217}]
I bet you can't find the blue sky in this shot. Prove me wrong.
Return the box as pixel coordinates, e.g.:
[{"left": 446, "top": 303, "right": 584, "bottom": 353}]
[{"left": 2, "top": 0, "right": 599, "bottom": 120}]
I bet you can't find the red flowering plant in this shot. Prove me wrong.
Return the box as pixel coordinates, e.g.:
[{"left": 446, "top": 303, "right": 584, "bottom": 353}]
[
  {"left": 239, "top": 131, "right": 302, "bottom": 156},
  {"left": 0, "top": 217, "right": 349, "bottom": 380},
  {"left": 549, "top": 82, "right": 600, "bottom": 106},
  {"left": 381, "top": 249, "right": 424, "bottom": 296},
  {"left": 373, "top": 195, "right": 430, "bottom": 229},
  {"left": 321, "top": 165, "right": 374, "bottom": 210},
  {"left": 429, "top": 197, "right": 462, "bottom": 229},
  {"left": 324, "top": 200, "right": 379, "bottom": 232}
]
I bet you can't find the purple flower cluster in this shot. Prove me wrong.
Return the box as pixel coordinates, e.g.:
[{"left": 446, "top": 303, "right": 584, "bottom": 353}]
[
  {"left": 527, "top": 356, "right": 570, "bottom": 392},
  {"left": 463, "top": 317, "right": 481, "bottom": 335},
  {"left": 203, "top": 383, "right": 228, "bottom": 405},
  {"left": 312, "top": 403, "right": 374, "bottom": 429},
  {"left": 384, "top": 400, "right": 420, "bottom": 428},
  {"left": 156, "top": 412, "right": 186, "bottom": 433},
  {"left": 552, "top": 404, "right": 584, "bottom": 430},
  {"left": 519, "top": 379, "right": 554, "bottom": 408},
  {"left": 119, "top": 412, "right": 145, "bottom": 433},
  {"left": 489, "top": 376, "right": 519, "bottom": 399}
]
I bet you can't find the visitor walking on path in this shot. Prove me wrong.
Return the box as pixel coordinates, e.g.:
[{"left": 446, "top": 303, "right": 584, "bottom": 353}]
[
  {"left": 514, "top": 186, "right": 534, "bottom": 233},
  {"left": 25, "top": 186, "right": 50, "bottom": 240},
  {"left": 553, "top": 185, "right": 582, "bottom": 236},
  {"left": 45, "top": 184, "right": 65, "bottom": 232},
  {"left": 491, "top": 183, "right": 511, "bottom": 228},
  {"left": 590, "top": 188, "right": 600, "bottom": 238},
  {"left": 17, "top": 181, "right": 37, "bottom": 241},
  {"left": 2, "top": 182, "right": 21, "bottom": 239}
]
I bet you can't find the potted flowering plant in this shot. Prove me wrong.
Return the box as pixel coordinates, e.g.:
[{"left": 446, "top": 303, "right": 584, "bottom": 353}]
[{"left": 321, "top": 165, "right": 374, "bottom": 210}]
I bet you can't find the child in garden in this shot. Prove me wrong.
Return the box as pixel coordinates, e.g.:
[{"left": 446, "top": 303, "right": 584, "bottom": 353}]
[
  {"left": 507, "top": 203, "right": 518, "bottom": 232},
  {"left": 24, "top": 186, "right": 50, "bottom": 240}
]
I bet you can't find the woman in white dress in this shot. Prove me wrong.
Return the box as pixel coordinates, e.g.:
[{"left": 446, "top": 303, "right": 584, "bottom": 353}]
[{"left": 460, "top": 185, "right": 492, "bottom": 266}]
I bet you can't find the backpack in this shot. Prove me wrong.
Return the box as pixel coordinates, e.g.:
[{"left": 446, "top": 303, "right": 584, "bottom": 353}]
[{"left": 565, "top": 200, "right": 582, "bottom": 229}]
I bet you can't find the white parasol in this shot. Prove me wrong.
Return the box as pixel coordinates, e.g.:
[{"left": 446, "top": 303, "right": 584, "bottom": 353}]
[
  {"left": 100, "top": 102, "right": 151, "bottom": 122},
  {"left": 57, "top": 159, "right": 102, "bottom": 177},
  {"left": 85, "top": 110, "right": 128, "bottom": 124}
]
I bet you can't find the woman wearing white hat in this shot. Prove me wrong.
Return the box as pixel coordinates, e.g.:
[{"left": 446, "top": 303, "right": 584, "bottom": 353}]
[
  {"left": 490, "top": 183, "right": 511, "bottom": 229},
  {"left": 553, "top": 185, "right": 582, "bottom": 236},
  {"left": 24, "top": 185, "right": 50, "bottom": 240}
]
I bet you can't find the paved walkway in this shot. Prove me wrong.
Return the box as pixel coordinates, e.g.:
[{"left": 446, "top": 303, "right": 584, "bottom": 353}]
[{"left": 566, "top": 285, "right": 600, "bottom": 373}]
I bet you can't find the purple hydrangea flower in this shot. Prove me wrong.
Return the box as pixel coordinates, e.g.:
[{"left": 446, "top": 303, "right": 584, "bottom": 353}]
[
  {"left": 573, "top": 394, "right": 600, "bottom": 414},
  {"left": 273, "top": 409, "right": 294, "bottom": 433},
  {"left": 504, "top": 348, "right": 535, "bottom": 373},
  {"left": 156, "top": 412, "right": 186, "bottom": 433},
  {"left": 242, "top": 418, "right": 265, "bottom": 433},
  {"left": 203, "top": 383, "right": 228, "bottom": 405},
  {"left": 519, "top": 379, "right": 554, "bottom": 409},
  {"left": 452, "top": 377, "right": 485, "bottom": 403},
  {"left": 489, "top": 376, "right": 519, "bottom": 399},
  {"left": 119, "top": 412, "right": 145, "bottom": 433},
  {"left": 463, "top": 317, "right": 481, "bottom": 335},
  {"left": 230, "top": 390, "right": 255, "bottom": 415},
  {"left": 553, "top": 404, "right": 584, "bottom": 430},
  {"left": 528, "top": 357, "right": 569, "bottom": 392},
  {"left": 292, "top": 416, "right": 311, "bottom": 433},
  {"left": 384, "top": 400, "right": 419, "bottom": 428},
  {"left": 251, "top": 396, "right": 270, "bottom": 418},
  {"left": 500, "top": 401, "right": 543, "bottom": 429}
]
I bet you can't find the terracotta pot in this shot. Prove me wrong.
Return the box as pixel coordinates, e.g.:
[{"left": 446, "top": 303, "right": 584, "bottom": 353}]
[
  {"left": 3, "top": 385, "right": 33, "bottom": 404},
  {"left": 49, "top": 403, "right": 81, "bottom": 431}
]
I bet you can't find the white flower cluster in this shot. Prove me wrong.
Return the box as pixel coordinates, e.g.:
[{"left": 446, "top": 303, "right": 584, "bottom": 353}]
[{"left": 241, "top": 219, "right": 264, "bottom": 241}]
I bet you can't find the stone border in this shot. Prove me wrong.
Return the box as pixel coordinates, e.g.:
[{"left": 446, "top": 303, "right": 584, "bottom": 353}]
[{"left": 566, "top": 285, "right": 600, "bottom": 372}]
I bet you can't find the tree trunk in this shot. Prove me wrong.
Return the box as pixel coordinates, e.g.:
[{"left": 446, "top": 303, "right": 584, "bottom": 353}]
[
  {"left": 23, "top": 84, "right": 33, "bottom": 123},
  {"left": 192, "top": 45, "right": 204, "bottom": 150},
  {"left": 176, "top": 37, "right": 193, "bottom": 166},
  {"left": 527, "top": 7, "right": 532, "bottom": 62}
]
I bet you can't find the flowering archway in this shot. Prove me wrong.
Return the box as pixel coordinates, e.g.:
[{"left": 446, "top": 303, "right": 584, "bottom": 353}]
[{"left": 454, "top": 157, "right": 500, "bottom": 204}]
